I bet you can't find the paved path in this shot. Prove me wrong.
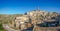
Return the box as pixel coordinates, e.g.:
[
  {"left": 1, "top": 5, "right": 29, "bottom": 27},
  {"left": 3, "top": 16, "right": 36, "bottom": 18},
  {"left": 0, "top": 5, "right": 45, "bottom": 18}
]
[{"left": 2, "top": 24, "right": 20, "bottom": 31}]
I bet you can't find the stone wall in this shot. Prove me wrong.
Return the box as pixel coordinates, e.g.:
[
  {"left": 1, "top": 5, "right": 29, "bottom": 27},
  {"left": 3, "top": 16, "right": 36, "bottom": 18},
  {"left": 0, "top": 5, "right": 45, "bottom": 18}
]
[{"left": 33, "top": 26, "right": 60, "bottom": 31}]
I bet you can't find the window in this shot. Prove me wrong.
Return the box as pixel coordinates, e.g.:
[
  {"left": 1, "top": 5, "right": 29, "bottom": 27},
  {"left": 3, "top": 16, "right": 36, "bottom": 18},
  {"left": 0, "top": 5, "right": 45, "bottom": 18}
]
[{"left": 51, "top": 17, "right": 55, "bottom": 19}]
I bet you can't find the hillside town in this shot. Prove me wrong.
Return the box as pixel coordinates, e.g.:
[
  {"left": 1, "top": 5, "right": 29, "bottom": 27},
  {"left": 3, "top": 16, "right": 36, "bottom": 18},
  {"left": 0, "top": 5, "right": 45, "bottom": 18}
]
[{"left": 2, "top": 10, "right": 59, "bottom": 31}]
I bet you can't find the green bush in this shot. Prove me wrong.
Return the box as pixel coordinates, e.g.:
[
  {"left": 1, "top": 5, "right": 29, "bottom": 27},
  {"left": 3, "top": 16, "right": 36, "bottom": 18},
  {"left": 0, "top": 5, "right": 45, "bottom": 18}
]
[{"left": 0, "top": 23, "right": 5, "bottom": 31}]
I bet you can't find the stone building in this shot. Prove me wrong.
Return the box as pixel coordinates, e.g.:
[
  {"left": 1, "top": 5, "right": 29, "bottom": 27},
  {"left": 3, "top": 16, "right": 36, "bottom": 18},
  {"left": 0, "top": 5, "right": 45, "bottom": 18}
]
[
  {"left": 26, "top": 10, "right": 58, "bottom": 24},
  {"left": 26, "top": 10, "right": 48, "bottom": 24},
  {"left": 14, "top": 15, "right": 29, "bottom": 30},
  {"left": 14, "top": 15, "right": 33, "bottom": 30}
]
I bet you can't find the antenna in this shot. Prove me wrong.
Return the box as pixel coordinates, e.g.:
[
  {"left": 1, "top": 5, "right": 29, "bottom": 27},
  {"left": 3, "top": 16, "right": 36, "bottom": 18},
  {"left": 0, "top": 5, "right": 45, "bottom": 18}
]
[
  {"left": 36, "top": 0, "right": 40, "bottom": 10},
  {"left": 36, "top": 6, "right": 39, "bottom": 10}
]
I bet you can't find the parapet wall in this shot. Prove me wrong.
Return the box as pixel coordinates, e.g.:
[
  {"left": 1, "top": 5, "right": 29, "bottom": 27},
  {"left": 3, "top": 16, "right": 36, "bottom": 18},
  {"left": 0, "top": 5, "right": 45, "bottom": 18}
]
[{"left": 33, "top": 26, "right": 60, "bottom": 31}]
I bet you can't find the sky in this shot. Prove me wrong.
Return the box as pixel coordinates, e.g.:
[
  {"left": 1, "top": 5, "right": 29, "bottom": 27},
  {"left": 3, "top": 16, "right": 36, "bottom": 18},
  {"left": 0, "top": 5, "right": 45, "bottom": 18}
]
[{"left": 0, "top": 0, "right": 60, "bottom": 14}]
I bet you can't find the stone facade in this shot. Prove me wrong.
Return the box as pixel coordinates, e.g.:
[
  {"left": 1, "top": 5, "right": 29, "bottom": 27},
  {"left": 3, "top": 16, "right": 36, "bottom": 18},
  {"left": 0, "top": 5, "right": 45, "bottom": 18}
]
[{"left": 15, "top": 15, "right": 29, "bottom": 30}]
